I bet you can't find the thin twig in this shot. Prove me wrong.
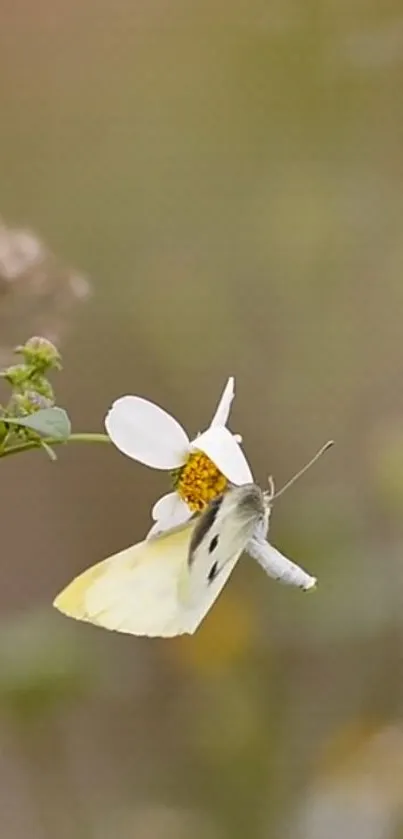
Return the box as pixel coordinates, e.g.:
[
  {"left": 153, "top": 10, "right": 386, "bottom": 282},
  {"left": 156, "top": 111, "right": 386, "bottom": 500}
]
[{"left": 0, "top": 432, "right": 111, "bottom": 458}]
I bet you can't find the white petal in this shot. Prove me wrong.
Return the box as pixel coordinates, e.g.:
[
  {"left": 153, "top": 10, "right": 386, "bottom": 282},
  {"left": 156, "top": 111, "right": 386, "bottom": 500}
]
[
  {"left": 246, "top": 536, "right": 317, "bottom": 591},
  {"left": 209, "top": 376, "right": 235, "bottom": 427},
  {"left": 105, "top": 396, "right": 189, "bottom": 469},
  {"left": 151, "top": 491, "right": 189, "bottom": 522},
  {"left": 191, "top": 425, "right": 253, "bottom": 485},
  {"left": 147, "top": 492, "right": 191, "bottom": 537}
]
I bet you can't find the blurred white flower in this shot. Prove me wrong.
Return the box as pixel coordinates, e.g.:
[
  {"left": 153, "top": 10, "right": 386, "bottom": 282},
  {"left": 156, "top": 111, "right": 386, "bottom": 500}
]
[
  {"left": 0, "top": 222, "right": 43, "bottom": 281},
  {"left": 105, "top": 376, "right": 253, "bottom": 535},
  {"left": 0, "top": 218, "right": 91, "bottom": 365}
]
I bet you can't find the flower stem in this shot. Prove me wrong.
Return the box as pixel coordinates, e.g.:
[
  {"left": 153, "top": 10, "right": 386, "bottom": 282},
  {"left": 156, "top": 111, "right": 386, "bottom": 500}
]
[{"left": 0, "top": 432, "right": 111, "bottom": 459}]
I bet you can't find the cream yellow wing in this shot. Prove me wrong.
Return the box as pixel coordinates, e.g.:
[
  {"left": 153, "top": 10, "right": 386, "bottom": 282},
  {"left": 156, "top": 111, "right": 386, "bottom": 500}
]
[{"left": 53, "top": 522, "right": 197, "bottom": 638}]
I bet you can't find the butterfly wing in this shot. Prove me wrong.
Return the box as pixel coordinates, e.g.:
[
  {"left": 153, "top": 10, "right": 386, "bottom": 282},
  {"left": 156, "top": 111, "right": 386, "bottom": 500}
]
[
  {"left": 54, "top": 521, "right": 198, "bottom": 638},
  {"left": 179, "top": 484, "right": 268, "bottom": 633}
]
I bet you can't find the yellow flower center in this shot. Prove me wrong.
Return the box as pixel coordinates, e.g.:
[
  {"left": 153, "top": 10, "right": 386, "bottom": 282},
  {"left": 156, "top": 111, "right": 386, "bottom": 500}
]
[{"left": 176, "top": 450, "right": 228, "bottom": 512}]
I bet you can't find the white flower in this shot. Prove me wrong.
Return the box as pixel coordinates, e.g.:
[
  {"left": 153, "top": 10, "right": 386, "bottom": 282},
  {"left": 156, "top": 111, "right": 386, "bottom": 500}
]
[{"left": 105, "top": 377, "right": 253, "bottom": 535}]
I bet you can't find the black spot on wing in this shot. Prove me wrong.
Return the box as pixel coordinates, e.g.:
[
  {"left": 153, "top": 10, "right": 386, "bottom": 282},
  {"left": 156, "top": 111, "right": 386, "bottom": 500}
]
[
  {"left": 208, "top": 561, "right": 219, "bottom": 583},
  {"left": 188, "top": 493, "right": 224, "bottom": 564},
  {"left": 209, "top": 534, "right": 219, "bottom": 553}
]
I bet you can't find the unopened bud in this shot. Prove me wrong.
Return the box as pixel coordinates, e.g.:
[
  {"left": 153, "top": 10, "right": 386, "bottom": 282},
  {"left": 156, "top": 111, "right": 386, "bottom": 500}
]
[
  {"left": 28, "top": 376, "right": 55, "bottom": 403},
  {"left": 9, "top": 391, "right": 53, "bottom": 416},
  {"left": 16, "top": 336, "right": 61, "bottom": 371},
  {"left": 0, "top": 364, "right": 31, "bottom": 388}
]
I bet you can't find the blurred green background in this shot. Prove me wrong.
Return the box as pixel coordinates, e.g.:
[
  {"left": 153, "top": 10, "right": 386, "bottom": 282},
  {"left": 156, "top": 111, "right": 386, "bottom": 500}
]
[{"left": 1, "top": 1, "right": 403, "bottom": 837}]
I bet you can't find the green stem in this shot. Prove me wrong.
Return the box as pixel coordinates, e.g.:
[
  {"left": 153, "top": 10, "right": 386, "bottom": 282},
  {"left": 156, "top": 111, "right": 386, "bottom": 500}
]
[{"left": 0, "top": 432, "right": 111, "bottom": 458}]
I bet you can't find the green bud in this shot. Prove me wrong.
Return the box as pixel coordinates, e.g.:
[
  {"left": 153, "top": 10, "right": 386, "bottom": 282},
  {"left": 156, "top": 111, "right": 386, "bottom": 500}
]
[
  {"left": 9, "top": 391, "right": 54, "bottom": 416},
  {"left": 29, "top": 376, "right": 55, "bottom": 403},
  {"left": 15, "top": 336, "right": 61, "bottom": 371},
  {"left": 0, "top": 364, "right": 31, "bottom": 388},
  {"left": 0, "top": 366, "right": 55, "bottom": 404}
]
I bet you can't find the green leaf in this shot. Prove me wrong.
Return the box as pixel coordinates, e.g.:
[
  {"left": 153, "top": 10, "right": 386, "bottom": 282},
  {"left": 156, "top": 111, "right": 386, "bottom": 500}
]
[{"left": 6, "top": 408, "right": 71, "bottom": 441}]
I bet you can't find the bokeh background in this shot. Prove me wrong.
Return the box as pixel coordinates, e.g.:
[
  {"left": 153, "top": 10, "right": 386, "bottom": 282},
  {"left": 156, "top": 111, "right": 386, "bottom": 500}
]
[{"left": 1, "top": 1, "right": 403, "bottom": 837}]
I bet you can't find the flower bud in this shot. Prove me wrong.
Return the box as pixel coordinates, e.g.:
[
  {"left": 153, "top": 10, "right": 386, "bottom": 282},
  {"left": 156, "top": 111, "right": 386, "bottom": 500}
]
[
  {"left": 29, "top": 376, "right": 55, "bottom": 402},
  {"left": 0, "top": 364, "right": 31, "bottom": 388},
  {"left": 9, "top": 391, "right": 53, "bottom": 416},
  {"left": 15, "top": 336, "right": 61, "bottom": 371}
]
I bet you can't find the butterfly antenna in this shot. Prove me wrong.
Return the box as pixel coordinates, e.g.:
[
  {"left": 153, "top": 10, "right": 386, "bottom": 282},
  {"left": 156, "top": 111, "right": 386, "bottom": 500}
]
[{"left": 267, "top": 440, "right": 334, "bottom": 501}]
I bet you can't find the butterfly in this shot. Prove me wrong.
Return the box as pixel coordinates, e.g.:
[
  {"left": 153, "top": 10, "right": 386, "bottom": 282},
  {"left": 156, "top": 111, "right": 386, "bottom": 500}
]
[{"left": 53, "top": 450, "right": 326, "bottom": 637}]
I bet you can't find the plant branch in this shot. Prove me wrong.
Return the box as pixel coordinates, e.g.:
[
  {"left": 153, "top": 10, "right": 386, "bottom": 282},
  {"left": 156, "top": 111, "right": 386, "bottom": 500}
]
[{"left": 0, "top": 433, "right": 111, "bottom": 459}]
